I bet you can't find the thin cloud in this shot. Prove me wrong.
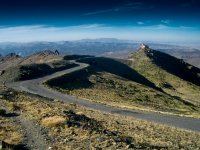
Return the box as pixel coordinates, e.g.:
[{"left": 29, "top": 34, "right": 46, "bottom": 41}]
[
  {"left": 123, "top": 2, "right": 143, "bottom": 8},
  {"left": 137, "top": 21, "right": 144, "bottom": 25},
  {"left": 65, "top": 24, "right": 105, "bottom": 29},
  {"left": 0, "top": 24, "right": 107, "bottom": 42},
  {"left": 140, "top": 24, "right": 169, "bottom": 30},
  {"left": 124, "top": 2, "right": 155, "bottom": 9},
  {"left": 0, "top": 25, "right": 45, "bottom": 32},
  {"left": 0, "top": 24, "right": 106, "bottom": 33},
  {"left": 83, "top": 8, "right": 120, "bottom": 16},
  {"left": 130, "top": 24, "right": 194, "bottom": 30},
  {"left": 161, "top": 20, "right": 171, "bottom": 24},
  {"left": 83, "top": 1, "right": 154, "bottom": 16}
]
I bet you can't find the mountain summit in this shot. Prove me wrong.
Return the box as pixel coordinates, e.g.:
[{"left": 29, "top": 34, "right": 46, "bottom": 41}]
[
  {"left": 129, "top": 44, "right": 200, "bottom": 86},
  {"left": 126, "top": 45, "right": 200, "bottom": 107},
  {"left": 140, "top": 43, "right": 149, "bottom": 50}
]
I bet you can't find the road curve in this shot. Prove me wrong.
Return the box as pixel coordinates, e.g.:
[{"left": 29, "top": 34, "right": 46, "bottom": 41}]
[{"left": 6, "top": 61, "right": 200, "bottom": 132}]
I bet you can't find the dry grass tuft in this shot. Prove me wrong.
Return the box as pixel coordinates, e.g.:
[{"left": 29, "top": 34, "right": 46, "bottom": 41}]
[
  {"left": 8, "top": 103, "right": 22, "bottom": 112},
  {"left": 41, "top": 116, "right": 66, "bottom": 128},
  {"left": 0, "top": 118, "right": 23, "bottom": 145}
]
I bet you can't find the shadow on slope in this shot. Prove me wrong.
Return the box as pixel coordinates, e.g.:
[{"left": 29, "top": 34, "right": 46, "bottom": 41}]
[
  {"left": 0, "top": 141, "right": 28, "bottom": 150},
  {"left": 78, "top": 57, "right": 160, "bottom": 90},
  {"left": 46, "top": 66, "right": 94, "bottom": 90},
  {"left": 147, "top": 49, "right": 200, "bottom": 86},
  {"left": 1, "top": 60, "right": 78, "bottom": 82},
  {"left": 64, "top": 55, "right": 94, "bottom": 60},
  {"left": 48, "top": 56, "right": 160, "bottom": 91},
  {"left": 19, "top": 62, "right": 78, "bottom": 81}
]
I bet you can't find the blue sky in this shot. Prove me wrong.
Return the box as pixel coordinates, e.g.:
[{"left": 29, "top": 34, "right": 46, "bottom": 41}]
[{"left": 0, "top": 0, "right": 200, "bottom": 43}]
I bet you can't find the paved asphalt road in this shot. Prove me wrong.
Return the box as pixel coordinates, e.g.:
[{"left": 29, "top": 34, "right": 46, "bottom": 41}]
[{"left": 6, "top": 61, "right": 200, "bottom": 132}]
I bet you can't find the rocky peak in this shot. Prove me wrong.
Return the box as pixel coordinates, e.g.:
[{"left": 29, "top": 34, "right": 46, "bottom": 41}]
[
  {"left": 138, "top": 43, "right": 153, "bottom": 54},
  {"left": 128, "top": 43, "right": 154, "bottom": 59},
  {"left": 5, "top": 53, "right": 20, "bottom": 59},
  {"left": 36, "top": 50, "right": 55, "bottom": 56},
  {"left": 140, "top": 43, "right": 149, "bottom": 50},
  {"left": 5, "top": 53, "right": 19, "bottom": 57}
]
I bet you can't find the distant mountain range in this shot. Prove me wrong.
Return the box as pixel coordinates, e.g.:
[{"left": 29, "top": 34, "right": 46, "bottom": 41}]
[
  {"left": 0, "top": 39, "right": 137, "bottom": 56},
  {"left": 0, "top": 38, "right": 200, "bottom": 68}
]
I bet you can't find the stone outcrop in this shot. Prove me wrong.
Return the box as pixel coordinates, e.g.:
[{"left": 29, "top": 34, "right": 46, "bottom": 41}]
[{"left": 140, "top": 43, "right": 149, "bottom": 49}]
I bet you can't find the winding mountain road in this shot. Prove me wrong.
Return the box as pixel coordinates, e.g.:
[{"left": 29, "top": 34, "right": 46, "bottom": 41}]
[{"left": 6, "top": 61, "right": 200, "bottom": 132}]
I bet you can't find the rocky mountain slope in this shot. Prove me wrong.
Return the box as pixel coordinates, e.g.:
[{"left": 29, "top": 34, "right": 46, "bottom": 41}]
[
  {"left": 0, "top": 50, "right": 76, "bottom": 82},
  {"left": 127, "top": 44, "right": 200, "bottom": 108},
  {"left": 46, "top": 46, "right": 200, "bottom": 117}
]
